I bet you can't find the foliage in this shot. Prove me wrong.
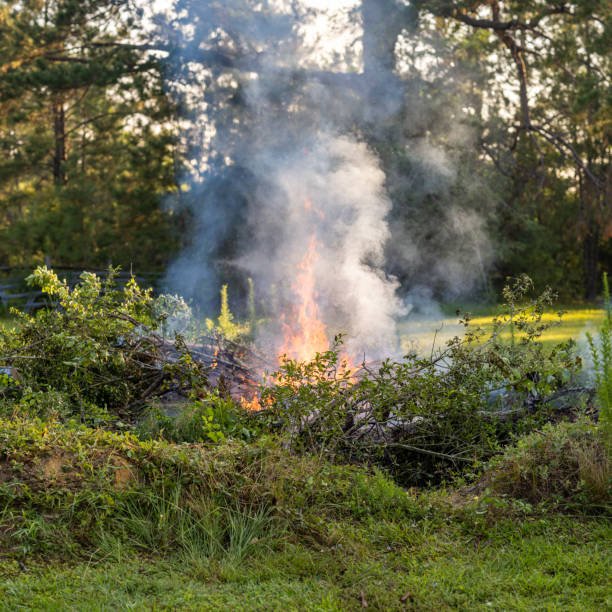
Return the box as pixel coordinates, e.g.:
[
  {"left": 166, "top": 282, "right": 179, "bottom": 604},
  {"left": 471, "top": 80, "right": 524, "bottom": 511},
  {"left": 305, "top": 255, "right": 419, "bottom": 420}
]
[
  {"left": 586, "top": 272, "right": 612, "bottom": 449},
  {"left": 217, "top": 284, "right": 238, "bottom": 339},
  {"left": 137, "top": 392, "right": 256, "bottom": 444},
  {"left": 205, "top": 284, "right": 251, "bottom": 341},
  {"left": 262, "top": 277, "right": 583, "bottom": 484},
  {"left": 0, "top": 417, "right": 420, "bottom": 558},
  {"left": 0, "top": 267, "right": 207, "bottom": 424},
  {"left": 417, "top": 0, "right": 612, "bottom": 299},
  {"left": 484, "top": 420, "right": 610, "bottom": 513},
  {"left": 0, "top": 0, "right": 183, "bottom": 270}
]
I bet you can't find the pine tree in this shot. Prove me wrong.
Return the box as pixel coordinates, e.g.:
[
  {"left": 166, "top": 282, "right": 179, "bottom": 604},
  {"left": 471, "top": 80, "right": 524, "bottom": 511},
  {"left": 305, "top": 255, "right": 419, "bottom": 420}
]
[{"left": 0, "top": 0, "right": 183, "bottom": 270}]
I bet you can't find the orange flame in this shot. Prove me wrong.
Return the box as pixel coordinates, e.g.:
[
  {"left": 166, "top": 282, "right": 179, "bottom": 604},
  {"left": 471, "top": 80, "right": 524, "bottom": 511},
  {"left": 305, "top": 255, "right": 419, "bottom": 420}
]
[
  {"left": 304, "top": 199, "right": 325, "bottom": 219},
  {"left": 240, "top": 199, "right": 357, "bottom": 410},
  {"left": 240, "top": 396, "right": 262, "bottom": 411},
  {"left": 278, "top": 233, "right": 329, "bottom": 363}
]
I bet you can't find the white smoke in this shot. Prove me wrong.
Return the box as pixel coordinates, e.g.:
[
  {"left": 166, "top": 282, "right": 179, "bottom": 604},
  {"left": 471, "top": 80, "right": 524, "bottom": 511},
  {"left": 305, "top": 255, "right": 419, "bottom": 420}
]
[
  {"left": 160, "top": 1, "right": 495, "bottom": 360},
  {"left": 240, "top": 133, "right": 405, "bottom": 357}
]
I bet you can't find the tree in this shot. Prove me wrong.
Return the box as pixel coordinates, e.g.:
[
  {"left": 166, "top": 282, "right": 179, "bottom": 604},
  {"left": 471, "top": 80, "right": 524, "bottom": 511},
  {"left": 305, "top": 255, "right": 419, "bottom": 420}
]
[
  {"left": 413, "top": 1, "right": 612, "bottom": 298},
  {"left": 0, "top": 0, "right": 182, "bottom": 269}
]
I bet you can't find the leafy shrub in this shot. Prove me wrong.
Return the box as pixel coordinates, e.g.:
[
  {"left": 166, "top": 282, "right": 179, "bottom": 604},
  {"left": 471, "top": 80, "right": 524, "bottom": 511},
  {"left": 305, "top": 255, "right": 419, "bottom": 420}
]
[
  {"left": 0, "top": 267, "right": 208, "bottom": 424},
  {"left": 261, "top": 276, "right": 583, "bottom": 485},
  {"left": 137, "top": 391, "right": 257, "bottom": 444},
  {"left": 484, "top": 420, "right": 610, "bottom": 512},
  {"left": 586, "top": 272, "right": 612, "bottom": 450}
]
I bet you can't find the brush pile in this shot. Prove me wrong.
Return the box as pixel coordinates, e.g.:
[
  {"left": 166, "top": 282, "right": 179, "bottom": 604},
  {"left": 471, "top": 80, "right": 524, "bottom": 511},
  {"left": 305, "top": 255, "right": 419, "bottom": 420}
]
[
  {"left": 260, "top": 277, "right": 594, "bottom": 483},
  {"left": 0, "top": 267, "right": 264, "bottom": 422},
  {"left": 0, "top": 268, "right": 595, "bottom": 486}
]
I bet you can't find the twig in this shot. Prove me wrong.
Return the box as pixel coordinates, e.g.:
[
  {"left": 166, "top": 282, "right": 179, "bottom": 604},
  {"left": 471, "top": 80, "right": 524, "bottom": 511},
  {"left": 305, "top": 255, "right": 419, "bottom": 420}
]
[{"left": 381, "top": 443, "right": 474, "bottom": 462}]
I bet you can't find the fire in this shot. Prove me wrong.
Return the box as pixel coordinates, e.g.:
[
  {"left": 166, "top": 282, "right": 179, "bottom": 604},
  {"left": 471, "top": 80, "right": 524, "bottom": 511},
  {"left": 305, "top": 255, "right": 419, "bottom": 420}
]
[
  {"left": 304, "top": 199, "right": 325, "bottom": 219},
  {"left": 239, "top": 198, "right": 356, "bottom": 410},
  {"left": 240, "top": 396, "right": 262, "bottom": 411},
  {"left": 277, "top": 233, "right": 329, "bottom": 363}
]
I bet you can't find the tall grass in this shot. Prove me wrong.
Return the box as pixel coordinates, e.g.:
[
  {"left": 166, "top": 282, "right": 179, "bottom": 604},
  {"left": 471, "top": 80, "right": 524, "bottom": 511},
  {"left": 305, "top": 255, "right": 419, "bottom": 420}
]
[
  {"left": 103, "top": 481, "right": 279, "bottom": 561},
  {"left": 586, "top": 273, "right": 612, "bottom": 449}
]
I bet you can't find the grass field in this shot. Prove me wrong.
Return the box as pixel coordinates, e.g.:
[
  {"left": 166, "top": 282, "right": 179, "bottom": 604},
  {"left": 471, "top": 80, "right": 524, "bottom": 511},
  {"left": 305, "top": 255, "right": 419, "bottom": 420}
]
[
  {"left": 398, "top": 307, "right": 605, "bottom": 353},
  {"left": 1, "top": 509, "right": 609, "bottom": 611}
]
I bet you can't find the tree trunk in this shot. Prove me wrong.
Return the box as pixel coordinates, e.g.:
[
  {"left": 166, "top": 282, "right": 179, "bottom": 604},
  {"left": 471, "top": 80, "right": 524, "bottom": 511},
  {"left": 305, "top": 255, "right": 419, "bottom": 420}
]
[
  {"left": 583, "top": 222, "right": 600, "bottom": 301},
  {"left": 361, "top": 0, "right": 404, "bottom": 78},
  {"left": 53, "top": 101, "right": 67, "bottom": 185},
  {"left": 360, "top": 0, "right": 414, "bottom": 151}
]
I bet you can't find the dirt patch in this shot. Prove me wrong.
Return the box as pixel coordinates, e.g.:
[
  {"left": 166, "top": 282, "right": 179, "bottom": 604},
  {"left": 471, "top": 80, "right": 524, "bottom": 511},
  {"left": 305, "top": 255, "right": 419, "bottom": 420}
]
[
  {"left": 110, "top": 456, "right": 135, "bottom": 489},
  {"left": 35, "top": 453, "right": 81, "bottom": 488},
  {"left": 40, "top": 453, "right": 68, "bottom": 482}
]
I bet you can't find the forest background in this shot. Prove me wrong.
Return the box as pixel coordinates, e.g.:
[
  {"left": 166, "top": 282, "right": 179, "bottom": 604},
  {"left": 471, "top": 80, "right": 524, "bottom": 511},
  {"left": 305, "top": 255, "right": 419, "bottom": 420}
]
[{"left": 1, "top": 0, "right": 610, "bottom": 311}]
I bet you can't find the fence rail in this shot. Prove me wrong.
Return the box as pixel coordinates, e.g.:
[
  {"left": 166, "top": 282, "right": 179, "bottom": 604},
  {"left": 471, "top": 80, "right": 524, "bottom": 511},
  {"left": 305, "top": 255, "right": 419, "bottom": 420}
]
[{"left": 0, "top": 267, "right": 161, "bottom": 312}]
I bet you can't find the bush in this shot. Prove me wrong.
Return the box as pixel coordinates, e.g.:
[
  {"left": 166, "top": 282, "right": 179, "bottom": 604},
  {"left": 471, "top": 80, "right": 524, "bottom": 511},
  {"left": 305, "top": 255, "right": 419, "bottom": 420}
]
[
  {"left": 0, "top": 267, "right": 208, "bottom": 424},
  {"left": 485, "top": 421, "right": 610, "bottom": 512}
]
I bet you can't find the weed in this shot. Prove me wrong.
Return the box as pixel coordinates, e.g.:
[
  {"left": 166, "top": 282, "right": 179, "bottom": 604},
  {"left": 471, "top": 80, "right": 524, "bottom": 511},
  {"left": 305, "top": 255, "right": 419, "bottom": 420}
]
[
  {"left": 484, "top": 420, "right": 610, "bottom": 512},
  {"left": 586, "top": 272, "right": 612, "bottom": 449}
]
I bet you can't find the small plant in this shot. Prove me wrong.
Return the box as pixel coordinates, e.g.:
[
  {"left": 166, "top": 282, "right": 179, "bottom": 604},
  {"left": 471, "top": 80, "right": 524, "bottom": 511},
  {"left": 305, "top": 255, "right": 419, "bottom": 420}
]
[
  {"left": 218, "top": 284, "right": 238, "bottom": 338},
  {"left": 136, "top": 391, "right": 256, "bottom": 444},
  {"left": 586, "top": 272, "right": 612, "bottom": 450},
  {"left": 205, "top": 284, "right": 251, "bottom": 341}
]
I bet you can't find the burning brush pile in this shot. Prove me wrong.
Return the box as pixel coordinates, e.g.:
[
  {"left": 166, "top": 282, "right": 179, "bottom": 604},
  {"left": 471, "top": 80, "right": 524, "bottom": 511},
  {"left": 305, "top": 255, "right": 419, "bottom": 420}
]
[{"left": 0, "top": 265, "right": 593, "bottom": 484}]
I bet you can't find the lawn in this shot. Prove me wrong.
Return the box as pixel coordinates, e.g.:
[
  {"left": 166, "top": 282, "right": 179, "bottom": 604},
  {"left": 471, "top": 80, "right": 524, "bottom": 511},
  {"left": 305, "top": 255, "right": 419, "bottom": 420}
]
[
  {"left": 1, "top": 512, "right": 609, "bottom": 611},
  {"left": 398, "top": 307, "right": 605, "bottom": 353}
]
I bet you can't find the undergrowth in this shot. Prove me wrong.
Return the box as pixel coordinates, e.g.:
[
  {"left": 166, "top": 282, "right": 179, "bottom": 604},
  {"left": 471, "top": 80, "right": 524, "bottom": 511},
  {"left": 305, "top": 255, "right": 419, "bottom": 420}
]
[
  {"left": 484, "top": 420, "right": 610, "bottom": 512},
  {"left": 0, "top": 418, "right": 423, "bottom": 560}
]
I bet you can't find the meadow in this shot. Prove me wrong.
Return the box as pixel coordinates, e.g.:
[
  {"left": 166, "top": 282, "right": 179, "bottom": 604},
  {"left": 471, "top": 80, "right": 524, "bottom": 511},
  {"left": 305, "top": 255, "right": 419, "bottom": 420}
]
[{"left": 395, "top": 307, "right": 604, "bottom": 354}]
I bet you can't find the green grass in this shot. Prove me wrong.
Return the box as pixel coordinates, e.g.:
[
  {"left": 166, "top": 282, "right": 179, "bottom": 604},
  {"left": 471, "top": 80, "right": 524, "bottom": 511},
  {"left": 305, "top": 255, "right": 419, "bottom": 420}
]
[
  {"left": 0, "top": 516, "right": 609, "bottom": 610},
  {"left": 0, "top": 418, "right": 609, "bottom": 611},
  {"left": 399, "top": 307, "right": 605, "bottom": 352},
  {"left": 0, "top": 314, "right": 18, "bottom": 332}
]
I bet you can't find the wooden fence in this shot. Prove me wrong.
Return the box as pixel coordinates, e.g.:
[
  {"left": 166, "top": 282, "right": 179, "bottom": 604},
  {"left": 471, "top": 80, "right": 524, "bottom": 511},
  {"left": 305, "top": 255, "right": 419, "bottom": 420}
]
[{"left": 0, "top": 266, "right": 161, "bottom": 312}]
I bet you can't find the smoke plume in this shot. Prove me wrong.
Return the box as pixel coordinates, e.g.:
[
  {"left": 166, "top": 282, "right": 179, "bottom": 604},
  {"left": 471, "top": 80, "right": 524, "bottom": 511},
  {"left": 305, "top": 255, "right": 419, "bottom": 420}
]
[{"left": 160, "top": 0, "right": 493, "bottom": 358}]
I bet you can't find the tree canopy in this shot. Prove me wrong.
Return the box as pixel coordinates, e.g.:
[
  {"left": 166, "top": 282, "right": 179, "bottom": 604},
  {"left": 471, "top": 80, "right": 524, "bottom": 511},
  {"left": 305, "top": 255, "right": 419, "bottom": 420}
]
[{"left": 0, "top": 0, "right": 610, "bottom": 300}]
